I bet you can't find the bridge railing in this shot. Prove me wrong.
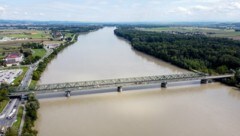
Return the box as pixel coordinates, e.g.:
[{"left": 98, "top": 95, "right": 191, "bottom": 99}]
[
  {"left": 12, "top": 73, "right": 234, "bottom": 93},
  {"left": 32, "top": 73, "right": 206, "bottom": 91}
]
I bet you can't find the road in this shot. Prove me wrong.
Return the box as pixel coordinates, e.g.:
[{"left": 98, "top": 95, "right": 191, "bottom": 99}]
[
  {"left": 0, "top": 99, "right": 20, "bottom": 134},
  {"left": 18, "top": 34, "right": 76, "bottom": 91},
  {"left": 18, "top": 47, "right": 53, "bottom": 91}
]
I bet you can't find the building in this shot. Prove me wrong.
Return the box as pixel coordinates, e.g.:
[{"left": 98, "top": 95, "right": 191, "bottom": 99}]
[
  {"left": 4, "top": 52, "right": 23, "bottom": 67},
  {"left": 46, "top": 43, "right": 60, "bottom": 49}
]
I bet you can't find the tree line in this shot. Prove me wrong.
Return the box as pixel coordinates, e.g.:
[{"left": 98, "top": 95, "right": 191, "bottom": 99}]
[
  {"left": 114, "top": 28, "right": 240, "bottom": 87},
  {"left": 21, "top": 93, "right": 40, "bottom": 136}
]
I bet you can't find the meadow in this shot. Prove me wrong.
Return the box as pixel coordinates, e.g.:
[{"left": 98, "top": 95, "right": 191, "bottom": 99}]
[{"left": 138, "top": 27, "right": 240, "bottom": 40}]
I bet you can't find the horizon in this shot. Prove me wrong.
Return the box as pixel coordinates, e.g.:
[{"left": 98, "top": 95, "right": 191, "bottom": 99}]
[
  {"left": 0, "top": 19, "right": 239, "bottom": 24},
  {"left": 0, "top": 0, "right": 240, "bottom": 22}
]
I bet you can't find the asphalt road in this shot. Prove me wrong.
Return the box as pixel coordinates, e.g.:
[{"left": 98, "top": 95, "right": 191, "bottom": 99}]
[
  {"left": 18, "top": 47, "right": 53, "bottom": 91},
  {"left": 0, "top": 99, "right": 20, "bottom": 130},
  {"left": 0, "top": 47, "right": 54, "bottom": 134}
]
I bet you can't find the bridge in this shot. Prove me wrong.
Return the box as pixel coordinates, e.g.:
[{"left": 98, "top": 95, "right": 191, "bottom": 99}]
[{"left": 13, "top": 73, "right": 234, "bottom": 97}]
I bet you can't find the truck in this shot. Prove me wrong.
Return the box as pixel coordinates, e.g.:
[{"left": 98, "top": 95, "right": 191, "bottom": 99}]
[{"left": 6, "top": 108, "right": 16, "bottom": 120}]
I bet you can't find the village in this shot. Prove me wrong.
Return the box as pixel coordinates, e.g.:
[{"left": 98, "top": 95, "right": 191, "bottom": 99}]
[{"left": 0, "top": 28, "right": 70, "bottom": 86}]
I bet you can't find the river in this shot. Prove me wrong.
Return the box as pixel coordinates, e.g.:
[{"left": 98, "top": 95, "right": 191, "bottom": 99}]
[{"left": 36, "top": 27, "right": 240, "bottom": 136}]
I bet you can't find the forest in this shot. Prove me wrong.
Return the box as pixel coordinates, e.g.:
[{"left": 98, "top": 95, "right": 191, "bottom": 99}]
[{"left": 114, "top": 27, "right": 240, "bottom": 87}]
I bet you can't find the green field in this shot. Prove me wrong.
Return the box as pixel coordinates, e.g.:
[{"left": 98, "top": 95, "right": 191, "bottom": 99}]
[
  {"left": 0, "top": 100, "right": 9, "bottom": 113},
  {"left": 138, "top": 27, "right": 240, "bottom": 39},
  {"left": 32, "top": 49, "right": 46, "bottom": 58},
  {"left": 64, "top": 32, "right": 74, "bottom": 37},
  {"left": 0, "top": 30, "right": 51, "bottom": 39},
  {"left": 12, "top": 106, "right": 24, "bottom": 131}
]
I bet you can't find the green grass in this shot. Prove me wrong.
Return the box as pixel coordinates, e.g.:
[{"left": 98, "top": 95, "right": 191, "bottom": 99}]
[
  {"left": 64, "top": 32, "right": 74, "bottom": 37},
  {"left": 6, "top": 31, "right": 50, "bottom": 39},
  {"left": 12, "top": 106, "right": 24, "bottom": 130},
  {"left": 138, "top": 27, "right": 240, "bottom": 39},
  {"left": 0, "top": 100, "right": 9, "bottom": 113},
  {"left": 29, "top": 80, "right": 37, "bottom": 89},
  {"left": 32, "top": 49, "right": 46, "bottom": 58},
  {"left": 0, "top": 31, "right": 50, "bottom": 39},
  {"left": 12, "top": 67, "right": 28, "bottom": 86}
]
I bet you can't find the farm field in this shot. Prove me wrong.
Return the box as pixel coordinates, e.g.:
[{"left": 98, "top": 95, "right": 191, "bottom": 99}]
[
  {"left": 0, "top": 29, "right": 51, "bottom": 39},
  {"left": 137, "top": 27, "right": 240, "bottom": 39}
]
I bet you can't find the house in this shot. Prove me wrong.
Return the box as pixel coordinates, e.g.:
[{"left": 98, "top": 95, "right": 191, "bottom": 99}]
[
  {"left": 46, "top": 43, "right": 60, "bottom": 49},
  {"left": 4, "top": 52, "right": 23, "bottom": 67}
]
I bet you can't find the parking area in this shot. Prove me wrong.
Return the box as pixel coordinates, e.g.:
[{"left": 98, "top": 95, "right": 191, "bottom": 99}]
[{"left": 0, "top": 69, "right": 23, "bottom": 84}]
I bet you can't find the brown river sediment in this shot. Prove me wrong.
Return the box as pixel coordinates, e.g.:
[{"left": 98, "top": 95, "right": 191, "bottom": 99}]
[{"left": 36, "top": 27, "right": 240, "bottom": 136}]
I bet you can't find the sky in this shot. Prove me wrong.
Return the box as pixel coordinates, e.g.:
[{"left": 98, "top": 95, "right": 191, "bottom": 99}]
[{"left": 0, "top": 0, "right": 240, "bottom": 22}]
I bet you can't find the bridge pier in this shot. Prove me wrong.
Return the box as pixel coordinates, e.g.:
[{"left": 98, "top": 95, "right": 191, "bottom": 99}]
[
  {"left": 65, "top": 91, "right": 71, "bottom": 97},
  {"left": 161, "top": 82, "right": 167, "bottom": 88},
  {"left": 117, "top": 86, "right": 123, "bottom": 92},
  {"left": 201, "top": 79, "right": 208, "bottom": 84}
]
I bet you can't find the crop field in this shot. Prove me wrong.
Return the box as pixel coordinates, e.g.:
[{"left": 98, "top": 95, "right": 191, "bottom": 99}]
[
  {"left": 0, "top": 29, "right": 51, "bottom": 39},
  {"left": 137, "top": 27, "right": 240, "bottom": 39}
]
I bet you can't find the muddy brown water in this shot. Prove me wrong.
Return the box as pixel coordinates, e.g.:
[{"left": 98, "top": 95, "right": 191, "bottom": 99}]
[{"left": 36, "top": 27, "right": 240, "bottom": 136}]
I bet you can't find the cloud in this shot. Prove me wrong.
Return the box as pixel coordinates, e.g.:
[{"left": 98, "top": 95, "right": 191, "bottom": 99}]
[
  {"left": 169, "top": 7, "right": 192, "bottom": 15},
  {"left": 231, "top": 2, "right": 240, "bottom": 9},
  {"left": 13, "top": 11, "right": 19, "bottom": 14},
  {"left": 39, "top": 13, "right": 44, "bottom": 16},
  {"left": 192, "top": 5, "right": 211, "bottom": 11},
  {"left": 0, "top": 6, "right": 5, "bottom": 15},
  {"left": 0, "top": 0, "right": 240, "bottom": 22}
]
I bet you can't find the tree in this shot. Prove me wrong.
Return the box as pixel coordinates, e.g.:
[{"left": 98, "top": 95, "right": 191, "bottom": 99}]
[
  {"left": 5, "top": 127, "right": 18, "bottom": 136},
  {"left": 22, "top": 93, "right": 39, "bottom": 136},
  {"left": 216, "top": 65, "right": 228, "bottom": 74},
  {"left": 0, "top": 89, "right": 9, "bottom": 101},
  {"left": 32, "top": 71, "right": 40, "bottom": 80},
  {"left": 235, "top": 69, "right": 240, "bottom": 83}
]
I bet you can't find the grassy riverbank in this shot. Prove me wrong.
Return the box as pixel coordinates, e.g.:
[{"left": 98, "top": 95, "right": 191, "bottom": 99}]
[{"left": 22, "top": 94, "right": 39, "bottom": 136}]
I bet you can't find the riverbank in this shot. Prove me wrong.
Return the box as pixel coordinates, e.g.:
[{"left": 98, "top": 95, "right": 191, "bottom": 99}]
[
  {"left": 114, "top": 27, "right": 240, "bottom": 88},
  {"left": 35, "top": 27, "right": 240, "bottom": 136},
  {"left": 30, "top": 26, "right": 102, "bottom": 88},
  {"left": 30, "top": 34, "right": 79, "bottom": 86}
]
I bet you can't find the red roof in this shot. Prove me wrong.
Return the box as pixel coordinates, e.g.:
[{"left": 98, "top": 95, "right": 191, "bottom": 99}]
[{"left": 6, "top": 53, "right": 22, "bottom": 59}]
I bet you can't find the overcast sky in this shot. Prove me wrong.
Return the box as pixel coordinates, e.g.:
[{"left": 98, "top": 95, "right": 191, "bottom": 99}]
[{"left": 0, "top": 0, "right": 240, "bottom": 22}]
